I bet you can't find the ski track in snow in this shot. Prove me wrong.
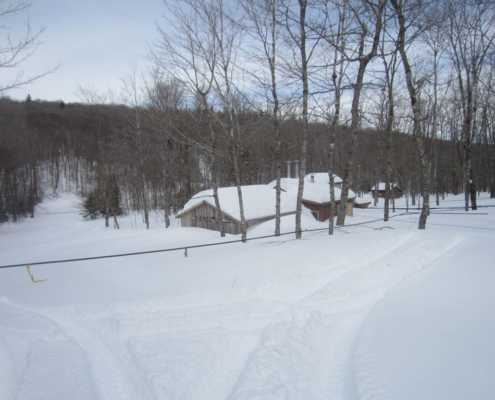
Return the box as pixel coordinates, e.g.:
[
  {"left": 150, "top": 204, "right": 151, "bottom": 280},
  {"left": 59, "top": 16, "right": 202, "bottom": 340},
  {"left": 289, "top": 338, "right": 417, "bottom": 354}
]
[{"left": 1, "top": 227, "right": 467, "bottom": 399}]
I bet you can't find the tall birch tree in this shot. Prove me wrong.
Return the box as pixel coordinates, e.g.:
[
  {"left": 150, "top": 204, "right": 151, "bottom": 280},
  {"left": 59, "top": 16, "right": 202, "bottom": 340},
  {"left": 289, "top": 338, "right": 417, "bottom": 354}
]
[
  {"left": 240, "top": 0, "right": 285, "bottom": 236},
  {"left": 336, "top": 0, "right": 386, "bottom": 226},
  {"left": 390, "top": 0, "right": 433, "bottom": 229}
]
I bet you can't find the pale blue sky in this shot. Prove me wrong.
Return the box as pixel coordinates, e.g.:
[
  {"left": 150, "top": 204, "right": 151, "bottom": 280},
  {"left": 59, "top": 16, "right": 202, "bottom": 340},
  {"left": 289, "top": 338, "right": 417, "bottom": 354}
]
[{"left": 2, "top": 0, "right": 165, "bottom": 103}]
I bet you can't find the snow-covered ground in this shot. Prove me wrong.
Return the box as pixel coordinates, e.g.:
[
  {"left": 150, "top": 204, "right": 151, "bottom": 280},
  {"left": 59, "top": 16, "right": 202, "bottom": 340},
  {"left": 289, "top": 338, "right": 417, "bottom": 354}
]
[{"left": 1, "top": 193, "right": 494, "bottom": 399}]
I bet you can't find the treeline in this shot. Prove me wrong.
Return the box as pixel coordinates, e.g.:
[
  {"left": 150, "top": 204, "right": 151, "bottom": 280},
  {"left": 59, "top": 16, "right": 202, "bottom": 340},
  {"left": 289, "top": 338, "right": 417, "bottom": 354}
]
[{"left": 0, "top": 95, "right": 492, "bottom": 224}]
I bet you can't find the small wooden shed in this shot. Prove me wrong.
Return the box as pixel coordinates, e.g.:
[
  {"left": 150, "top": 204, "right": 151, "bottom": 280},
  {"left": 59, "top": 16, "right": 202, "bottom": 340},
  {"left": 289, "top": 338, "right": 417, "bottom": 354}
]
[
  {"left": 371, "top": 183, "right": 403, "bottom": 199},
  {"left": 176, "top": 185, "right": 297, "bottom": 235}
]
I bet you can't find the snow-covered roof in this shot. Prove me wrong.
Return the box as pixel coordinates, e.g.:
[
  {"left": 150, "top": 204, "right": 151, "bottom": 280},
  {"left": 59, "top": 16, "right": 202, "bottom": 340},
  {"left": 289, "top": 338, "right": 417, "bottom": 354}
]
[
  {"left": 355, "top": 196, "right": 373, "bottom": 205},
  {"left": 306, "top": 172, "right": 343, "bottom": 185},
  {"left": 268, "top": 173, "right": 355, "bottom": 205},
  {"left": 372, "top": 183, "right": 402, "bottom": 191},
  {"left": 176, "top": 185, "right": 297, "bottom": 222}
]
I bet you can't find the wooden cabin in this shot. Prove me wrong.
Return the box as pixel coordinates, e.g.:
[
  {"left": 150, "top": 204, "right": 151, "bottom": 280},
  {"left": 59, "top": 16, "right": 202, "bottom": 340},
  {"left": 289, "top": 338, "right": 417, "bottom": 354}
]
[
  {"left": 268, "top": 173, "right": 355, "bottom": 222},
  {"left": 176, "top": 185, "right": 297, "bottom": 234},
  {"left": 371, "top": 183, "right": 403, "bottom": 199}
]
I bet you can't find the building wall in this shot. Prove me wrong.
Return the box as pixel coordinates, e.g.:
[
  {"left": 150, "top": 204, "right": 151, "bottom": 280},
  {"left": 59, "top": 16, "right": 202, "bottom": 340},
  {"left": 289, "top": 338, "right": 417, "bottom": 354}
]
[
  {"left": 303, "top": 201, "right": 352, "bottom": 221},
  {"left": 372, "top": 187, "right": 403, "bottom": 199},
  {"left": 179, "top": 203, "right": 297, "bottom": 235},
  {"left": 179, "top": 203, "right": 239, "bottom": 235},
  {"left": 303, "top": 202, "right": 333, "bottom": 222},
  {"left": 393, "top": 187, "right": 403, "bottom": 198}
]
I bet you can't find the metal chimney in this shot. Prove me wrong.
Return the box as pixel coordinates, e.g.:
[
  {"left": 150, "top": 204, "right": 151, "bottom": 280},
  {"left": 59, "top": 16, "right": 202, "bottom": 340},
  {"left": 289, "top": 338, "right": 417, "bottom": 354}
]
[
  {"left": 311, "top": 174, "right": 315, "bottom": 183},
  {"left": 286, "top": 160, "right": 292, "bottom": 178},
  {"left": 294, "top": 160, "right": 300, "bottom": 178}
]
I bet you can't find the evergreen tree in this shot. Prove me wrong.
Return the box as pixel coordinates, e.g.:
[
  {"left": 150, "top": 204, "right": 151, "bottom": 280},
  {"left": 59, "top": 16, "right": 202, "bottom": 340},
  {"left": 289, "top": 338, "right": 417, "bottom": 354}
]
[{"left": 81, "top": 193, "right": 100, "bottom": 219}]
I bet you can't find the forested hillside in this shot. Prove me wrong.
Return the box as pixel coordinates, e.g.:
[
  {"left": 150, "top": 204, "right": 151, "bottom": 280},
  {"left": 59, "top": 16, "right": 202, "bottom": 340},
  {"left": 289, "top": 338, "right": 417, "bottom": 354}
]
[
  {"left": 0, "top": 96, "right": 492, "bottom": 225},
  {"left": 2, "top": 0, "right": 495, "bottom": 231}
]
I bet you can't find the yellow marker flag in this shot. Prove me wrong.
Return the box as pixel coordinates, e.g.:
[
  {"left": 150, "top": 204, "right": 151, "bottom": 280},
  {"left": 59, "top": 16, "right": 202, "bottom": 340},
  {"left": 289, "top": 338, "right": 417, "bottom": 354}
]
[{"left": 27, "top": 264, "right": 48, "bottom": 283}]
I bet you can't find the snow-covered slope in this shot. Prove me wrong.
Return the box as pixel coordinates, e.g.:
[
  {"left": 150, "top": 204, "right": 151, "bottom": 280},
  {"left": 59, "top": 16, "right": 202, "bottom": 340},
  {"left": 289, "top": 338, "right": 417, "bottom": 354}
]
[{"left": 1, "top": 193, "right": 494, "bottom": 399}]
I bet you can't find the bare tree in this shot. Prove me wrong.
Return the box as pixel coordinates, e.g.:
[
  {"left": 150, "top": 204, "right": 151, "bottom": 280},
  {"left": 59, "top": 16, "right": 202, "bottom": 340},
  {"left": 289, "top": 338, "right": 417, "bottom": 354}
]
[
  {"left": 319, "top": 0, "right": 349, "bottom": 234},
  {"left": 76, "top": 85, "right": 123, "bottom": 229},
  {"left": 485, "top": 66, "right": 495, "bottom": 197},
  {"left": 280, "top": 0, "right": 318, "bottom": 238},
  {"left": 121, "top": 66, "right": 150, "bottom": 229},
  {"left": 336, "top": 0, "right": 387, "bottom": 226},
  {"left": 207, "top": 0, "right": 249, "bottom": 241},
  {"left": 380, "top": 7, "right": 400, "bottom": 222},
  {"left": 152, "top": 0, "right": 247, "bottom": 239},
  {"left": 0, "top": 0, "right": 57, "bottom": 93},
  {"left": 144, "top": 71, "right": 185, "bottom": 228},
  {"left": 441, "top": 0, "right": 495, "bottom": 211},
  {"left": 390, "top": 0, "right": 434, "bottom": 229},
  {"left": 240, "top": 0, "right": 285, "bottom": 236}
]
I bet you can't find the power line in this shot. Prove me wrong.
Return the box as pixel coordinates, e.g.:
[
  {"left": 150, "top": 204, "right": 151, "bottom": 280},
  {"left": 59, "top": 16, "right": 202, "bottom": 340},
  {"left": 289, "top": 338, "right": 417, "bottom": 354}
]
[
  {"left": 1, "top": 209, "right": 493, "bottom": 269},
  {"left": 0, "top": 214, "right": 404, "bottom": 269}
]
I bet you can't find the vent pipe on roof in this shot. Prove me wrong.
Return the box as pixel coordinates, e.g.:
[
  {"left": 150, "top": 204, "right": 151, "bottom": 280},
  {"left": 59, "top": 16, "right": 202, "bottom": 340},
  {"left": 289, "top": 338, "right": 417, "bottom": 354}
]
[
  {"left": 294, "top": 160, "right": 300, "bottom": 178},
  {"left": 286, "top": 160, "right": 292, "bottom": 178},
  {"left": 311, "top": 174, "right": 315, "bottom": 183}
]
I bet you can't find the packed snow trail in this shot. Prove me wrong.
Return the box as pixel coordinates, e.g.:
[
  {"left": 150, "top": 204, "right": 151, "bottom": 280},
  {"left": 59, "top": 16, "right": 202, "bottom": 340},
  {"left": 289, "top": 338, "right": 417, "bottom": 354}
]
[
  {"left": 354, "top": 235, "right": 495, "bottom": 400},
  {"left": 0, "top": 302, "right": 97, "bottom": 400},
  {"left": 1, "top": 232, "right": 464, "bottom": 399}
]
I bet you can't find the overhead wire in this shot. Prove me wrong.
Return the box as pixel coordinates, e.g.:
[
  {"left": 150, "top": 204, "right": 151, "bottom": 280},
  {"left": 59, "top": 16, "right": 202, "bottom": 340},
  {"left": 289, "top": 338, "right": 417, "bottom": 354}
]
[
  {"left": 1, "top": 207, "right": 494, "bottom": 269},
  {"left": 0, "top": 212, "right": 411, "bottom": 269}
]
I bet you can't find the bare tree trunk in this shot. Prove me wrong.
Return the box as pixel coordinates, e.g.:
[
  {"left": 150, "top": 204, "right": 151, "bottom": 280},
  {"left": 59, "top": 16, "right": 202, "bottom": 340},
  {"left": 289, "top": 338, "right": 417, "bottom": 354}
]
[
  {"left": 327, "top": 0, "right": 346, "bottom": 236},
  {"left": 434, "top": 147, "right": 440, "bottom": 206},
  {"left": 241, "top": 0, "right": 283, "bottom": 235},
  {"left": 206, "top": 106, "right": 226, "bottom": 237},
  {"left": 112, "top": 207, "right": 120, "bottom": 229},
  {"left": 233, "top": 152, "right": 247, "bottom": 241},
  {"left": 417, "top": 139, "right": 431, "bottom": 229},
  {"left": 383, "top": 49, "right": 396, "bottom": 222},
  {"left": 213, "top": 1, "right": 246, "bottom": 241},
  {"left": 384, "top": 99, "right": 394, "bottom": 222},
  {"left": 295, "top": 0, "right": 309, "bottom": 240},
  {"left": 30, "top": 164, "right": 36, "bottom": 218},
  {"left": 104, "top": 197, "right": 109, "bottom": 228},
  {"left": 463, "top": 114, "right": 473, "bottom": 211},
  {"left": 272, "top": 16, "right": 282, "bottom": 236},
  {"left": 391, "top": 0, "right": 429, "bottom": 229},
  {"left": 212, "top": 184, "right": 225, "bottom": 236},
  {"left": 336, "top": 0, "right": 386, "bottom": 226},
  {"left": 328, "top": 141, "right": 336, "bottom": 235},
  {"left": 274, "top": 115, "right": 282, "bottom": 236},
  {"left": 138, "top": 152, "right": 149, "bottom": 229},
  {"left": 372, "top": 180, "right": 378, "bottom": 206},
  {"left": 470, "top": 168, "right": 477, "bottom": 210},
  {"left": 161, "top": 155, "right": 170, "bottom": 228},
  {"left": 225, "top": 98, "right": 247, "bottom": 242}
]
